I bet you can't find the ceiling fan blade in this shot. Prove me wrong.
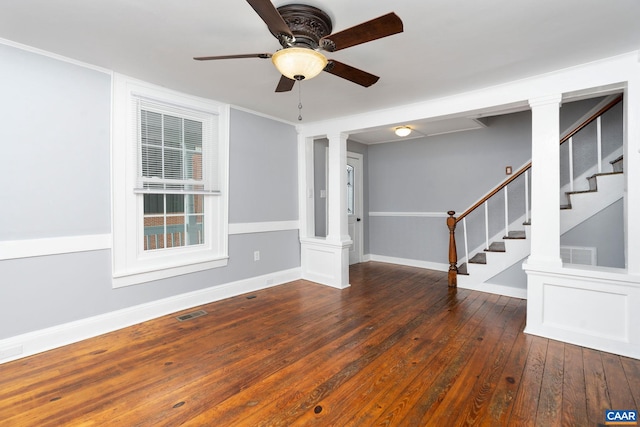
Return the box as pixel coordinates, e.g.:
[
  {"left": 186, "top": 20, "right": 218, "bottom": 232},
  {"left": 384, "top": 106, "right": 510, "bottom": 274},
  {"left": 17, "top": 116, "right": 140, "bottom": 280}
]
[
  {"left": 320, "top": 12, "right": 403, "bottom": 52},
  {"left": 324, "top": 60, "right": 379, "bottom": 87},
  {"left": 275, "top": 75, "right": 296, "bottom": 92},
  {"left": 194, "top": 53, "right": 272, "bottom": 61},
  {"left": 246, "top": 0, "right": 294, "bottom": 39}
]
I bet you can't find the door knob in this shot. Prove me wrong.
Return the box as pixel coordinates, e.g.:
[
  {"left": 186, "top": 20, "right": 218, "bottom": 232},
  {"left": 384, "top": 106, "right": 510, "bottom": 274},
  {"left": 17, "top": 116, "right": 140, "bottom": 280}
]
[{"left": 357, "top": 218, "right": 361, "bottom": 222}]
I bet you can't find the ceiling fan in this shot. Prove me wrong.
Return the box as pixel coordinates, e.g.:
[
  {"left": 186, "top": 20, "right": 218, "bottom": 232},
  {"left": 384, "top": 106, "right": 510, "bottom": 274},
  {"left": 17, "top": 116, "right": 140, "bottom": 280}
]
[{"left": 194, "top": 1, "right": 404, "bottom": 92}]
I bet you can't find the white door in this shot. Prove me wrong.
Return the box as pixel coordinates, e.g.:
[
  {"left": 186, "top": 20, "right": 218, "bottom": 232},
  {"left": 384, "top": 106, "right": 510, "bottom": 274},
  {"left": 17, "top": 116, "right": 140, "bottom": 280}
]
[{"left": 347, "top": 152, "right": 363, "bottom": 264}]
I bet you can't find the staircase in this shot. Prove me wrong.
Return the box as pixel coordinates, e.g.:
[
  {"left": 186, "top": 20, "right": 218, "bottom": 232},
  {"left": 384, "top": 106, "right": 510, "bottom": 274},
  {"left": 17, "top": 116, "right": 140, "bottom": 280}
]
[
  {"left": 457, "top": 156, "right": 624, "bottom": 289},
  {"left": 446, "top": 94, "right": 624, "bottom": 297}
]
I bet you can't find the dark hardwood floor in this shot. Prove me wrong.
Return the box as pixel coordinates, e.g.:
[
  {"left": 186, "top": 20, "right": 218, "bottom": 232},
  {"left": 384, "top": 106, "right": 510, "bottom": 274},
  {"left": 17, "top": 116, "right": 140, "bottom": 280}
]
[{"left": 1, "top": 262, "right": 638, "bottom": 426}]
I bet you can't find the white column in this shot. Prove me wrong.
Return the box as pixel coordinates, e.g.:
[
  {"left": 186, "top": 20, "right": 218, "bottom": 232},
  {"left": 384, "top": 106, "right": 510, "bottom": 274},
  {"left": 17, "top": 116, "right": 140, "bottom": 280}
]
[
  {"left": 326, "top": 132, "right": 351, "bottom": 243},
  {"left": 624, "top": 76, "right": 640, "bottom": 274},
  {"left": 299, "top": 132, "right": 351, "bottom": 289},
  {"left": 297, "top": 132, "right": 314, "bottom": 239},
  {"left": 527, "top": 94, "right": 563, "bottom": 268}
]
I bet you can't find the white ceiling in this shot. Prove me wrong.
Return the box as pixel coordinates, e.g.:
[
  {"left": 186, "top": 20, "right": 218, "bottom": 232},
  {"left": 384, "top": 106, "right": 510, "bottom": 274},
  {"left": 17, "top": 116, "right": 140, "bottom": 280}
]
[{"left": 1, "top": 0, "right": 639, "bottom": 141}]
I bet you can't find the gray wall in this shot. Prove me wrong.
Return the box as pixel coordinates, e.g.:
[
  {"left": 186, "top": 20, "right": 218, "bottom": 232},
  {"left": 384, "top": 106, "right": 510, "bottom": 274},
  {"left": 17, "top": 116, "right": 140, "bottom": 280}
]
[
  {"left": 0, "top": 44, "right": 111, "bottom": 240},
  {"left": 561, "top": 199, "right": 625, "bottom": 268},
  {"left": 366, "top": 97, "right": 624, "bottom": 281},
  {"left": 368, "top": 110, "right": 533, "bottom": 265},
  {"left": 0, "top": 44, "right": 300, "bottom": 339}
]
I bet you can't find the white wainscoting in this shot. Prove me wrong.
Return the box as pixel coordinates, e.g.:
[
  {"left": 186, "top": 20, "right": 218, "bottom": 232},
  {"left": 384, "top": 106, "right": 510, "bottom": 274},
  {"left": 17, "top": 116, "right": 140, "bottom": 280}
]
[{"left": 524, "top": 262, "right": 640, "bottom": 360}]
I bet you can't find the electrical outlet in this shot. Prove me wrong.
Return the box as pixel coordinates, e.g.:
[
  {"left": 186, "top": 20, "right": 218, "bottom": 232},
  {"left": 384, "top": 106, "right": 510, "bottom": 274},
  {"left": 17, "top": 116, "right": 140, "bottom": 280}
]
[{"left": 254, "top": 250, "right": 260, "bottom": 261}]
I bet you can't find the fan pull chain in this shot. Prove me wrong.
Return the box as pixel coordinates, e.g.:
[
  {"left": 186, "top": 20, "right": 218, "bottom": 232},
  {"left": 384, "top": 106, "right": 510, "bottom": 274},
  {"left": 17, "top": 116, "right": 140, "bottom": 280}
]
[{"left": 298, "top": 80, "right": 303, "bottom": 121}]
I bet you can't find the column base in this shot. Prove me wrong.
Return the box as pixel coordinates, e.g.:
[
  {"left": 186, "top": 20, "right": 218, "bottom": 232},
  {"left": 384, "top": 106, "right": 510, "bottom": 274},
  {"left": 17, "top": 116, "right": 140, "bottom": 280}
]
[{"left": 300, "top": 237, "right": 352, "bottom": 289}]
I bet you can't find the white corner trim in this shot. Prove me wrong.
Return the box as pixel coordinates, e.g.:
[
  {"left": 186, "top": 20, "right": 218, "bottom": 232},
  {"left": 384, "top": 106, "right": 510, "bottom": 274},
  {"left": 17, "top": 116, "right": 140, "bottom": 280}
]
[
  {"left": 228, "top": 220, "right": 299, "bottom": 235},
  {"left": 0, "top": 267, "right": 302, "bottom": 364},
  {"left": 368, "top": 212, "right": 449, "bottom": 218},
  {"left": 0, "top": 234, "right": 111, "bottom": 260},
  {"left": 368, "top": 254, "right": 448, "bottom": 272}
]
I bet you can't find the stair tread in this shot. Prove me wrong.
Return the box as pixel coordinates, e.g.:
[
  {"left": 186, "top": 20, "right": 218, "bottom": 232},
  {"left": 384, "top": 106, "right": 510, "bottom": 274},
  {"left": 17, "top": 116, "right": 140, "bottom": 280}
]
[
  {"left": 560, "top": 204, "right": 572, "bottom": 210},
  {"left": 587, "top": 171, "right": 623, "bottom": 179},
  {"left": 469, "top": 252, "right": 486, "bottom": 264},
  {"left": 610, "top": 155, "right": 624, "bottom": 164},
  {"left": 485, "top": 242, "right": 505, "bottom": 252},
  {"left": 566, "top": 189, "right": 597, "bottom": 195},
  {"left": 504, "top": 230, "right": 526, "bottom": 239},
  {"left": 457, "top": 263, "right": 469, "bottom": 275}
]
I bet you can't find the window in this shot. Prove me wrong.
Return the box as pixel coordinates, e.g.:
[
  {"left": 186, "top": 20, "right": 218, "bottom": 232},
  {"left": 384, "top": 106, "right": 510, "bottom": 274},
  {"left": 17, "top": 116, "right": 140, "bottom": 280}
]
[
  {"left": 112, "top": 75, "right": 229, "bottom": 287},
  {"left": 346, "top": 164, "right": 354, "bottom": 215}
]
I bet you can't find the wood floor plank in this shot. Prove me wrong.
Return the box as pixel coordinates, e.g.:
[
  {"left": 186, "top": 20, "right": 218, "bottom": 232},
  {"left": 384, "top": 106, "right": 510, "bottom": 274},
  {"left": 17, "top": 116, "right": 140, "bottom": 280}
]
[
  {"left": 182, "top": 280, "right": 449, "bottom": 426},
  {"left": 561, "top": 343, "right": 589, "bottom": 427},
  {"left": 393, "top": 293, "right": 506, "bottom": 425},
  {"left": 299, "top": 289, "right": 485, "bottom": 426},
  {"left": 620, "top": 356, "right": 640, "bottom": 408},
  {"left": 535, "top": 339, "right": 565, "bottom": 426},
  {"left": 506, "top": 335, "right": 548, "bottom": 426},
  {"left": 475, "top": 322, "right": 533, "bottom": 426},
  {"left": 583, "top": 347, "right": 611, "bottom": 425},
  {"left": 423, "top": 298, "right": 526, "bottom": 425},
  {"left": 0, "top": 262, "right": 638, "bottom": 426},
  {"left": 601, "top": 352, "right": 636, "bottom": 411},
  {"left": 452, "top": 300, "right": 527, "bottom": 426}
]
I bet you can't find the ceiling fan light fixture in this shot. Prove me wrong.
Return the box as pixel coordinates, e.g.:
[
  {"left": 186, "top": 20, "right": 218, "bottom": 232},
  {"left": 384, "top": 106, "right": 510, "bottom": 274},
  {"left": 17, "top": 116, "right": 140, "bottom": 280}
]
[
  {"left": 272, "top": 47, "right": 328, "bottom": 81},
  {"left": 395, "top": 126, "right": 412, "bottom": 137}
]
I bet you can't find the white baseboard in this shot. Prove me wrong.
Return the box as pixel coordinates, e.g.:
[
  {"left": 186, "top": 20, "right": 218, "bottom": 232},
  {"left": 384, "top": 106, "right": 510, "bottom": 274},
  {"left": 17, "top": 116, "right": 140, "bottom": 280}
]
[
  {"left": 0, "top": 267, "right": 301, "bottom": 364},
  {"left": 457, "top": 280, "right": 527, "bottom": 299},
  {"left": 367, "top": 254, "right": 448, "bottom": 272}
]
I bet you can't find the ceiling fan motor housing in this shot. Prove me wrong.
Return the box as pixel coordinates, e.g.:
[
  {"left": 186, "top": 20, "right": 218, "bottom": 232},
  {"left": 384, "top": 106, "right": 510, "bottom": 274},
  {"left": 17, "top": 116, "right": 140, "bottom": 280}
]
[{"left": 275, "top": 4, "right": 333, "bottom": 50}]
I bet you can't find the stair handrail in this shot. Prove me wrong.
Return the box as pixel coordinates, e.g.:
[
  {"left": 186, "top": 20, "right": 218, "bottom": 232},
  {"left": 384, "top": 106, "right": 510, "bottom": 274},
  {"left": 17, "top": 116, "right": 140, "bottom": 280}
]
[{"left": 446, "top": 94, "right": 623, "bottom": 286}]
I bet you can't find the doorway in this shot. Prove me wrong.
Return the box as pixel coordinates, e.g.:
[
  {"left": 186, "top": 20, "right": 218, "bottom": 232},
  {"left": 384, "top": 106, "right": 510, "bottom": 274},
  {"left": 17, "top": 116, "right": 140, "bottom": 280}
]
[{"left": 347, "top": 152, "right": 363, "bottom": 264}]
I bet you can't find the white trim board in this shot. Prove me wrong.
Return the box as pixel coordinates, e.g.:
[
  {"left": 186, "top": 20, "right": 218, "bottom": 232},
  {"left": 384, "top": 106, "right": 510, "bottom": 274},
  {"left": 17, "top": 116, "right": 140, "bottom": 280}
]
[
  {"left": 1, "top": 221, "right": 300, "bottom": 260},
  {"left": 0, "top": 234, "right": 111, "bottom": 260},
  {"left": 0, "top": 267, "right": 302, "bottom": 364},
  {"left": 368, "top": 212, "right": 448, "bottom": 218},
  {"left": 228, "top": 220, "right": 299, "bottom": 235}
]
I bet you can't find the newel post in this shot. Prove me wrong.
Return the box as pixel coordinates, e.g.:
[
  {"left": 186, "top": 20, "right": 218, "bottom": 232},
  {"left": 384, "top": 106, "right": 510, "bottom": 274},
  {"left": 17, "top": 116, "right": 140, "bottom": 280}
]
[{"left": 447, "top": 211, "right": 458, "bottom": 287}]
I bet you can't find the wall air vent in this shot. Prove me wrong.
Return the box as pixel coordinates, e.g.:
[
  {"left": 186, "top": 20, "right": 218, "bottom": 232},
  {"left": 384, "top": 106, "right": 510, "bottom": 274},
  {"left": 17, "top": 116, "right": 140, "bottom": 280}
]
[
  {"left": 176, "top": 310, "right": 207, "bottom": 322},
  {"left": 560, "top": 246, "right": 597, "bottom": 266}
]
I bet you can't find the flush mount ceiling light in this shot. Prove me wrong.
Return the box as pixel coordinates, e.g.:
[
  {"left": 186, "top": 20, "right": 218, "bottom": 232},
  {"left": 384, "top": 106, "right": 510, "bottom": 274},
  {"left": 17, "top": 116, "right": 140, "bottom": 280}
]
[
  {"left": 395, "top": 126, "right": 412, "bottom": 137},
  {"left": 271, "top": 47, "right": 328, "bottom": 81}
]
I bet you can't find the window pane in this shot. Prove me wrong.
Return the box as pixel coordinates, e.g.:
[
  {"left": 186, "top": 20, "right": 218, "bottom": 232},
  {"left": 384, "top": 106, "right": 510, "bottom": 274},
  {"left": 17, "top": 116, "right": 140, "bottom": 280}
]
[
  {"left": 143, "top": 194, "right": 163, "bottom": 214},
  {"left": 141, "top": 110, "right": 162, "bottom": 145},
  {"left": 163, "top": 115, "right": 182, "bottom": 148},
  {"left": 166, "top": 194, "right": 184, "bottom": 214},
  {"left": 187, "top": 194, "right": 204, "bottom": 215},
  {"left": 187, "top": 214, "right": 204, "bottom": 246},
  {"left": 164, "top": 147, "right": 183, "bottom": 180},
  {"left": 185, "top": 151, "right": 202, "bottom": 180},
  {"left": 141, "top": 145, "right": 162, "bottom": 178},
  {"left": 347, "top": 164, "right": 354, "bottom": 215},
  {"left": 184, "top": 119, "right": 202, "bottom": 151}
]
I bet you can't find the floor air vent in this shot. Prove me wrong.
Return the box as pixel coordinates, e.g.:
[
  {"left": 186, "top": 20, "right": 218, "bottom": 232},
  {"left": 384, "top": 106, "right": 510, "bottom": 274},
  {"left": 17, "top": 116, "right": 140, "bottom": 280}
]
[{"left": 176, "top": 310, "right": 207, "bottom": 322}]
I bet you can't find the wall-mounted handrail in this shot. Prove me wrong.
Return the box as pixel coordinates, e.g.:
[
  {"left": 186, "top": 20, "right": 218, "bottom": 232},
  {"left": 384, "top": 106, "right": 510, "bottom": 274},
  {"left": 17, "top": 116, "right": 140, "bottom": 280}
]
[
  {"left": 446, "top": 94, "right": 623, "bottom": 286},
  {"left": 456, "top": 162, "right": 531, "bottom": 223}
]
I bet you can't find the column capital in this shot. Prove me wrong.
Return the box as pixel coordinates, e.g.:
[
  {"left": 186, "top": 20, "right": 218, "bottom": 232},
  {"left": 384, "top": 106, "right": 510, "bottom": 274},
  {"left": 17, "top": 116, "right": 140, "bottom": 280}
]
[{"left": 529, "top": 94, "right": 563, "bottom": 108}]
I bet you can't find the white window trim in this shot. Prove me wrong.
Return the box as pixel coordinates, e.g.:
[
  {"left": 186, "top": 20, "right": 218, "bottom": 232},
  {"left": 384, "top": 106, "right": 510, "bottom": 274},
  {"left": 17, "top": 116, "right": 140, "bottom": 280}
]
[{"left": 111, "top": 74, "right": 229, "bottom": 288}]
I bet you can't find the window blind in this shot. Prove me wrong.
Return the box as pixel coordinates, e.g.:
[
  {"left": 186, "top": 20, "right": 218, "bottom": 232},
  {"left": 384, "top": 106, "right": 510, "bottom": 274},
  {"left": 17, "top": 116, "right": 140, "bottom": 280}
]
[{"left": 133, "top": 98, "right": 219, "bottom": 194}]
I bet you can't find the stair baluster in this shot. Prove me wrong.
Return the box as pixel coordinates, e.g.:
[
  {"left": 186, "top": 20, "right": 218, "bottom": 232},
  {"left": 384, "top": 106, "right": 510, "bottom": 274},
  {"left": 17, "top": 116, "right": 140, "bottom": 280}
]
[{"left": 446, "top": 94, "right": 623, "bottom": 285}]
